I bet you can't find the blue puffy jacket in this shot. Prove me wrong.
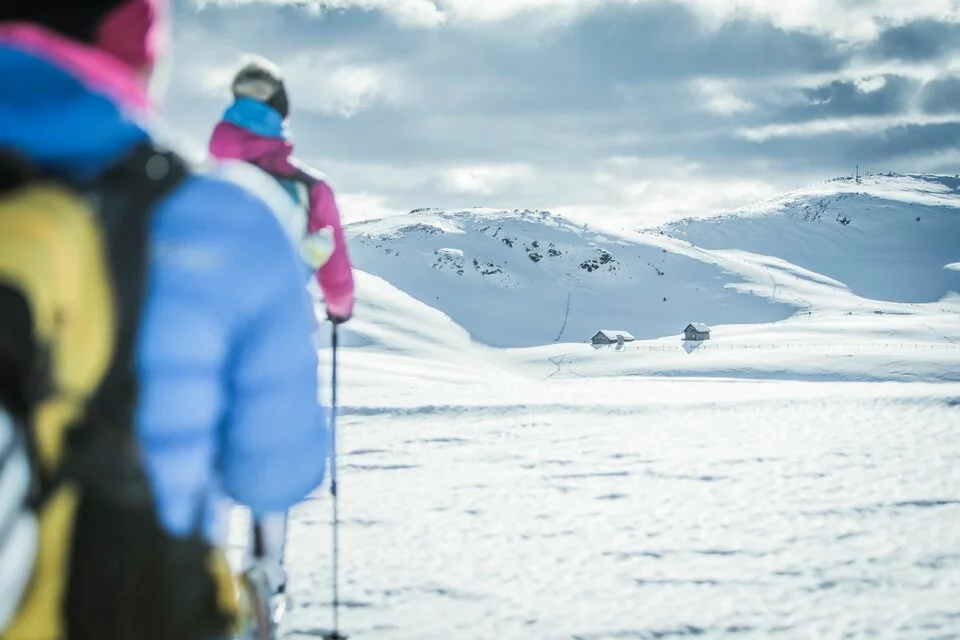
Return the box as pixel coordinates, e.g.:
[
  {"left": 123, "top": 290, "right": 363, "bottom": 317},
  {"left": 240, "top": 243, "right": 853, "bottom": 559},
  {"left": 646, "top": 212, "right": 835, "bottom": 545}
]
[{"left": 0, "top": 43, "right": 328, "bottom": 542}]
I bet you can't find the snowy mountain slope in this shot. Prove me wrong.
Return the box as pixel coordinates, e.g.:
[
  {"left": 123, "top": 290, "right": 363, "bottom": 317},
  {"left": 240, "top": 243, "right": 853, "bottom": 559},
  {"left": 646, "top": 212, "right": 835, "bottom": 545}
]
[
  {"left": 318, "top": 269, "right": 959, "bottom": 387},
  {"left": 307, "top": 271, "right": 513, "bottom": 398},
  {"left": 344, "top": 208, "right": 794, "bottom": 348},
  {"left": 661, "top": 173, "right": 960, "bottom": 304},
  {"left": 343, "top": 174, "right": 959, "bottom": 350}
]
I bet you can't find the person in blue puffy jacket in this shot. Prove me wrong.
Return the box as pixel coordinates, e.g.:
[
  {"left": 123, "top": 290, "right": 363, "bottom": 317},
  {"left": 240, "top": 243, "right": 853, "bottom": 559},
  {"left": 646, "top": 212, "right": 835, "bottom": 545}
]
[{"left": 0, "top": 0, "right": 332, "bottom": 619}]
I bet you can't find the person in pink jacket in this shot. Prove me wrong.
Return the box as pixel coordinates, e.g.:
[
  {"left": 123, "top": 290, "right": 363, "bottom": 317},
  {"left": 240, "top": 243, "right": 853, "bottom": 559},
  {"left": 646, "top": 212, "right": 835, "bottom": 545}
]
[
  {"left": 208, "top": 57, "right": 355, "bottom": 601},
  {"left": 209, "top": 56, "right": 355, "bottom": 324}
]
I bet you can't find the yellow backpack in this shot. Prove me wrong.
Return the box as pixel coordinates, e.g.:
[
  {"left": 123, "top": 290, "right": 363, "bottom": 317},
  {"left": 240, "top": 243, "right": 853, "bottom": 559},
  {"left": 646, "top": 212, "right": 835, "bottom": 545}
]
[{"left": 0, "top": 141, "right": 241, "bottom": 640}]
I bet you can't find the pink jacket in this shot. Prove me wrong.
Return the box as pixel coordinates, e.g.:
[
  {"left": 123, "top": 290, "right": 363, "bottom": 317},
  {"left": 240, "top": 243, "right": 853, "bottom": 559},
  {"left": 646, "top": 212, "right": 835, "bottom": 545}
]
[{"left": 209, "top": 120, "right": 355, "bottom": 320}]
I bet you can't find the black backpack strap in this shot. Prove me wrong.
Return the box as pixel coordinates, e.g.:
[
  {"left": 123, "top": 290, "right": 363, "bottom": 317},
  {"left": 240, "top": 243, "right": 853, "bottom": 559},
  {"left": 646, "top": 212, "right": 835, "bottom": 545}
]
[
  {"left": 0, "top": 148, "right": 54, "bottom": 423},
  {"left": 87, "top": 141, "right": 189, "bottom": 430},
  {"left": 62, "top": 141, "right": 234, "bottom": 640},
  {"left": 52, "top": 141, "right": 189, "bottom": 506}
]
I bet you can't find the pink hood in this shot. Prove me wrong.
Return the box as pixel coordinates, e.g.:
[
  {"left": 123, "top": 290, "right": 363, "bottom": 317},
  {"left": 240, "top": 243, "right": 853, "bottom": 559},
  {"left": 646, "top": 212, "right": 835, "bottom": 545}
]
[
  {"left": 0, "top": 23, "right": 150, "bottom": 110},
  {"left": 0, "top": 0, "right": 167, "bottom": 111},
  {"left": 209, "top": 120, "right": 355, "bottom": 320}
]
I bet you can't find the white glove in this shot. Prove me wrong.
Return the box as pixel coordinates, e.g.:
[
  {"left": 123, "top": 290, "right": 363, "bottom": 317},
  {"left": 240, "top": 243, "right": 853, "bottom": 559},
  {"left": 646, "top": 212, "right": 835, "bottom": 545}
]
[{"left": 299, "top": 227, "right": 335, "bottom": 269}]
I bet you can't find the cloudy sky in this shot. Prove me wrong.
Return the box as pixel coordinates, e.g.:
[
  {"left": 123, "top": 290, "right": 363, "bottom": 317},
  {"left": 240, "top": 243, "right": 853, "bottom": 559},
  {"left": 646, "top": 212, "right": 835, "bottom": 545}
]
[{"left": 165, "top": 0, "right": 960, "bottom": 228}]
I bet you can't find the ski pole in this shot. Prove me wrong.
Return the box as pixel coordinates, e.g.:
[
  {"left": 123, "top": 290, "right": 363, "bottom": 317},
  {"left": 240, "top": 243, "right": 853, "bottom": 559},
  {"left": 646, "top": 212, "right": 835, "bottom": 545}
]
[{"left": 324, "top": 322, "right": 345, "bottom": 640}]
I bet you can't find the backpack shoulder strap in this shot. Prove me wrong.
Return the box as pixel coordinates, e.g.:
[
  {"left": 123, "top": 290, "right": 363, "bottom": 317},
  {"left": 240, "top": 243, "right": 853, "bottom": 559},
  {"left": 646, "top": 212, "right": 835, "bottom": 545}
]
[
  {"left": 85, "top": 142, "right": 189, "bottom": 421},
  {"left": 59, "top": 143, "right": 238, "bottom": 640},
  {"left": 62, "top": 140, "right": 189, "bottom": 503}
]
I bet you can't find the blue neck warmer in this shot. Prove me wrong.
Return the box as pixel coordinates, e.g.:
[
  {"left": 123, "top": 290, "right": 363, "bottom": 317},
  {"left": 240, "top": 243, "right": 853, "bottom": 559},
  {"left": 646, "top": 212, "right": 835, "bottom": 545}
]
[{"left": 222, "top": 97, "right": 287, "bottom": 139}]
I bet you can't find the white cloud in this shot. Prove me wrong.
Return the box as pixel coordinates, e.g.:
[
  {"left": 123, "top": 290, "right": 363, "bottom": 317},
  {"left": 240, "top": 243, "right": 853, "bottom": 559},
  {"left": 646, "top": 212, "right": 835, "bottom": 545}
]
[
  {"left": 379, "top": 0, "right": 446, "bottom": 27},
  {"left": 191, "top": 0, "right": 960, "bottom": 40},
  {"left": 191, "top": 0, "right": 445, "bottom": 27},
  {"left": 872, "top": 147, "right": 960, "bottom": 175},
  {"left": 695, "top": 79, "right": 756, "bottom": 116},
  {"left": 171, "top": 10, "right": 413, "bottom": 117},
  {"left": 442, "top": 163, "right": 538, "bottom": 195},
  {"left": 293, "top": 61, "right": 405, "bottom": 117},
  {"left": 855, "top": 76, "right": 888, "bottom": 93},
  {"left": 552, "top": 175, "right": 784, "bottom": 230},
  {"left": 335, "top": 192, "right": 406, "bottom": 223},
  {"left": 542, "top": 155, "right": 786, "bottom": 229},
  {"left": 326, "top": 0, "right": 445, "bottom": 27},
  {"left": 738, "top": 111, "right": 960, "bottom": 141},
  {"left": 785, "top": 57, "right": 960, "bottom": 91},
  {"left": 432, "top": 0, "right": 960, "bottom": 40},
  {"left": 591, "top": 157, "right": 777, "bottom": 225},
  {"left": 435, "top": 0, "right": 607, "bottom": 24},
  {"left": 188, "top": 50, "right": 411, "bottom": 117},
  {"left": 664, "top": 0, "right": 960, "bottom": 40},
  {"left": 192, "top": 62, "right": 244, "bottom": 98}
]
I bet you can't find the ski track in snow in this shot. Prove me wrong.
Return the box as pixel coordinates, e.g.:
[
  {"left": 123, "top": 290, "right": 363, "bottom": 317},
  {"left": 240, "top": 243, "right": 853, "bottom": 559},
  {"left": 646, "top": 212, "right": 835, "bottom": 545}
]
[{"left": 229, "top": 174, "right": 960, "bottom": 639}]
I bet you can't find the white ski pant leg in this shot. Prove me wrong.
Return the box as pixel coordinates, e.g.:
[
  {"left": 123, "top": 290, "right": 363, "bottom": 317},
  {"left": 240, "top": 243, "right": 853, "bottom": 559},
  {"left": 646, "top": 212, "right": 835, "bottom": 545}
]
[{"left": 244, "top": 512, "right": 288, "bottom": 594}]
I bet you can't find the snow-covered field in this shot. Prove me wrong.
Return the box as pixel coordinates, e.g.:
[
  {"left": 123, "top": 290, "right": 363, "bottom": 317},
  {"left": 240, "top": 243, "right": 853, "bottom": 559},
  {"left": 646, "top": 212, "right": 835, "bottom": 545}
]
[
  {"left": 278, "top": 377, "right": 960, "bottom": 640},
  {"left": 232, "top": 173, "right": 960, "bottom": 639}
]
